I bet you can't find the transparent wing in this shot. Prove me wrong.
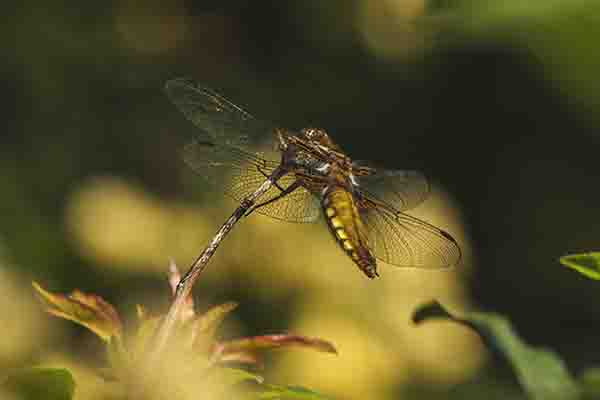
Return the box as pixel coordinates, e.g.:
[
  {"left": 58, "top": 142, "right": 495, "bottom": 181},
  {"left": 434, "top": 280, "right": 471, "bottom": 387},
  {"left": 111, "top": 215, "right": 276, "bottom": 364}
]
[
  {"left": 183, "top": 140, "right": 321, "bottom": 223},
  {"left": 358, "top": 194, "right": 461, "bottom": 269},
  {"left": 165, "top": 77, "right": 274, "bottom": 148},
  {"left": 353, "top": 161, "right": 430, "bottom": 212}
]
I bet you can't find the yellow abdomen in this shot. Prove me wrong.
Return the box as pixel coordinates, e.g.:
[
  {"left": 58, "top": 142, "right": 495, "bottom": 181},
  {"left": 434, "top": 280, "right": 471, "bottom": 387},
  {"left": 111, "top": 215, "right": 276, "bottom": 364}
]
[{"left": 322, "top": 186, "right": 378, "bottom": 278}]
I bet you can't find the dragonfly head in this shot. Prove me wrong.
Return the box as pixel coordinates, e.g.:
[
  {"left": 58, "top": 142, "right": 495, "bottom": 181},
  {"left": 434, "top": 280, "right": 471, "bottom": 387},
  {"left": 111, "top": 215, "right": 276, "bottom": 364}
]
[
  {"left": 300, "top": 128, "right": 342, "bottom": 152},
  {"left": 300, "top": 128, "right": 329, "bottom": 142}
]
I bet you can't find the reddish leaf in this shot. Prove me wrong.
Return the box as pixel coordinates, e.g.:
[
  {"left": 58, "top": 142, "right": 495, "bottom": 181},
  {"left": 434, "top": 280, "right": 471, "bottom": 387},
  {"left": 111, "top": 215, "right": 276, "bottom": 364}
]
[
  {"left": 216, "top": 334, "right": 337, "bottom": 356},
  {"left": 217, "top": 351, "right": 262, "bottom": 368},
  {"left": 167, "top": 259, "right": 182, "bottom": 295},
  {"left": 33, "top": 282, "right": 122, "bottom": 342},
  {"left": 167, "top": 260, "right": 195, "bottom": 323}
]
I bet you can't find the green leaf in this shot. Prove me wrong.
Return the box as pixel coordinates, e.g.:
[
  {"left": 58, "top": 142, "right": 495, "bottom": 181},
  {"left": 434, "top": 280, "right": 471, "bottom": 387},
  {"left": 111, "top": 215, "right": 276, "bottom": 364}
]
[
  {"left": 438, "top": 0, "right": 600, "bottom": 114},
  {"left": 130, "top": 313, "right": 161, "bottom": 363},
  {"left": 192, "top": 302, "right": 238, "bottom": 353},
  {"left": 254, "top": 384, "right": 333, "bottom": 400},
  {"left": 33, "top": 282, "right": 122, "bottom": 342},
  {"left": 560, "top": 253, "right": 600, "bottom": 280},
  {"left": 195, "top": 302, "right": 238, "bottom": 336},
  {"left": 213, "top": 367, "right": 264, "bottom": 386},
  {"left": 579, "top": 367, "right": 600, "bottom": 399},
  {"left": 413, "top": 301, "right": 580, "bottom": 400},
  {"left": 2, "top": 368, "right": 75, "bottom": 400}
]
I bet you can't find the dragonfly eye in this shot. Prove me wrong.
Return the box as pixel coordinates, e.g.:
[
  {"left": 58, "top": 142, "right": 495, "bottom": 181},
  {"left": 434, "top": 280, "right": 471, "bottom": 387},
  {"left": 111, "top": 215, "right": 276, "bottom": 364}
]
[
  {"left": 301, "top": 128, "right": 311, "bottom": 138},
  {"left": 301, "top": 128, "right": 319, "bottom": 139}
]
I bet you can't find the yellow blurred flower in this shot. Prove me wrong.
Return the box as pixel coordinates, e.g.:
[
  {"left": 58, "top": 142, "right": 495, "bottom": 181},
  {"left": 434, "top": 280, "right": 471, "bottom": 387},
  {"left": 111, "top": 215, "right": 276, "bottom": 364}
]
[{"left": 65, "top": 176, "right": 210, "bottom": 273}]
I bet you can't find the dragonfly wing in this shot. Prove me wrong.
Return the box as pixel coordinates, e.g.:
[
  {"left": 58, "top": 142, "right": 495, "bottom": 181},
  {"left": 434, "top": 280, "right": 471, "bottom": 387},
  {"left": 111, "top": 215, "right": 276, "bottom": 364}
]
[
  {"left": 183, "top": 140, "right": 321, "bottom": 223},
  {"left": 358, "top": 194, "right": 461, "bottom": 269},
  {"left": 353, "top": 161, "right": 430, "bottom": 212},
  {"left": 166, "top": 77, "right": 274, "bottom": 148}
]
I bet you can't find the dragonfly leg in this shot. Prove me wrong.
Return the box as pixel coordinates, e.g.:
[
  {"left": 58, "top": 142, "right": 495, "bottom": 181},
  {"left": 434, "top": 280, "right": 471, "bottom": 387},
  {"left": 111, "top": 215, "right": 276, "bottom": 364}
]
[
  {"left": 244, "top": 180, "right": 302, "bottom": 218},
  {"left": 257, "top": 165, "right": 287, "bottom": 193}
]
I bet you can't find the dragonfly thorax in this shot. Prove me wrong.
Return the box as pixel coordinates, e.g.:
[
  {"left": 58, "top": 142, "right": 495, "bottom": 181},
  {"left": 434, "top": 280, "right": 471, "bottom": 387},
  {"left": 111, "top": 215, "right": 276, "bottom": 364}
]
[
  {"left": 287, "top": 150, "right": 330, "bottom": 175},
  {"left": 276, "top": 128, "right": 335, "bottom": 176}
]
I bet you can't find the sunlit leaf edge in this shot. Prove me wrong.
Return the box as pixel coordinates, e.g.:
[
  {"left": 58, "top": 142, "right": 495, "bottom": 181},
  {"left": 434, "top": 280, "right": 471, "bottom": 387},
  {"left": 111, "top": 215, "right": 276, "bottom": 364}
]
[
  {"left": 560, "top": 253, "right": 600, "bottom": 280},
  {"left": 251, "top": 384, "right": 334, "bottom": 400}
]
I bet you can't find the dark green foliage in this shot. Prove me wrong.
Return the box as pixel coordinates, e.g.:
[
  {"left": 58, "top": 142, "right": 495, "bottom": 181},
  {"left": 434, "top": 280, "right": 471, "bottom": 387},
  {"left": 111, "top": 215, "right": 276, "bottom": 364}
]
[{"left": 413, "top": 301, "right": 580, "bottom": 400}]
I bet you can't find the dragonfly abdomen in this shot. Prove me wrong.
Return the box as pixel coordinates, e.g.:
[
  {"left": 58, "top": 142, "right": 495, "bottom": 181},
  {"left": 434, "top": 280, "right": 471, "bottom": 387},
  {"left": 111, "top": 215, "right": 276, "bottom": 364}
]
[{"left": 322, "top": 186, "right": 378, "bottom": 278}]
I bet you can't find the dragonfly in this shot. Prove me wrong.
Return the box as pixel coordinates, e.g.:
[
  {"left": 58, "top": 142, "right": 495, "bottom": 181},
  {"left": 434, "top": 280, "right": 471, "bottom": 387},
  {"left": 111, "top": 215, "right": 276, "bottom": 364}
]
[{"left": 166, "top": 77, "right": 461, "bottom": 279}]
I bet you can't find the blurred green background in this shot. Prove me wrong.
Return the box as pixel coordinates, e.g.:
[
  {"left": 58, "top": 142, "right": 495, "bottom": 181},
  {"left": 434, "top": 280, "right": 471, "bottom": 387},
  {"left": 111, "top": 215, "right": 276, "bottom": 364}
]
[{"left": 3, "top": 0, "right": 600, "bottom": 399}]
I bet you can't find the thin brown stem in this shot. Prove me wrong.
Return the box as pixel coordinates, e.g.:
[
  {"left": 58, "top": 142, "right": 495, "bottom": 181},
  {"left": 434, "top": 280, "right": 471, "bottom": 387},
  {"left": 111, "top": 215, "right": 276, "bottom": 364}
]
[{"left": 149, "top": 170, "right": 281, "bottom": 359}]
